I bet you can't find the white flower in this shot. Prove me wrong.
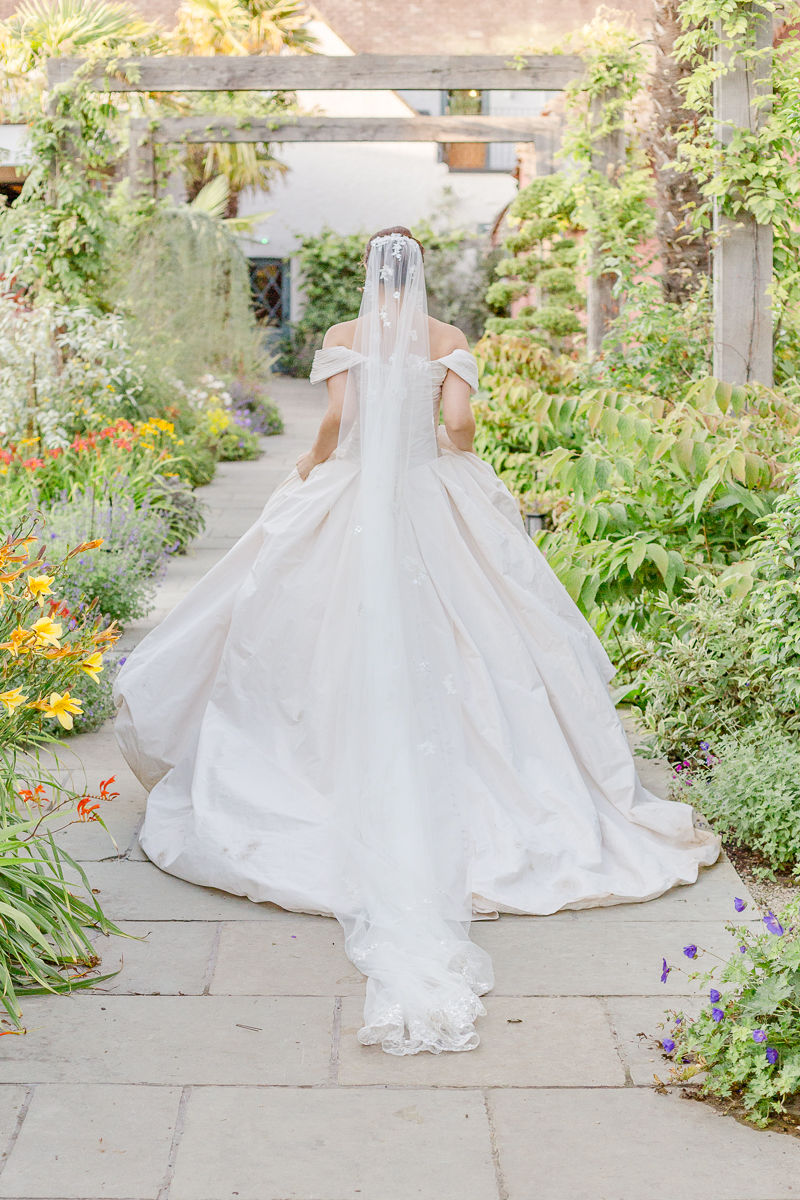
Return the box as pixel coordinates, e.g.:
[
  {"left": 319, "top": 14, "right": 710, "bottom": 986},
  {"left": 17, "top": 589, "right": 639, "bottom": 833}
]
[
  {"left": 409, "top": 330, "right": 418, "bottom": 341},
  {"left": 379, "top": 266, "right": 392, "bottom": 280}
]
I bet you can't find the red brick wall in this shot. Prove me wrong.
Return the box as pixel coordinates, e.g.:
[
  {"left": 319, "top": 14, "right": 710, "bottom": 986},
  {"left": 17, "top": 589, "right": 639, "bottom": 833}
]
[{"left": 0, "top": 0, "right": 651, "bottom": 49}]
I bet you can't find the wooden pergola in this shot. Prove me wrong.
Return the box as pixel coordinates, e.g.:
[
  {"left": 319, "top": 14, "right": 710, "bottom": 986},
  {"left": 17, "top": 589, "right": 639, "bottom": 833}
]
[{"left": 46, "top": 48, "right": 773, "bottom": 385}]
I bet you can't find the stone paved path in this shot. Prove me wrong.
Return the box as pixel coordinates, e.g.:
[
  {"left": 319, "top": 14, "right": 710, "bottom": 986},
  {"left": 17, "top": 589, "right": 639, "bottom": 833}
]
[{"left": 2, "top": 376, "right": 799, "bottom": 1200}]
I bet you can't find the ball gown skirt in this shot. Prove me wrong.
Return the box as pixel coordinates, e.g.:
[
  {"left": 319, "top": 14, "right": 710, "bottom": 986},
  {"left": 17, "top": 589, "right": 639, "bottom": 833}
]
[{"left": 114, "top": 348, "right": 720, "bottom": 1052}]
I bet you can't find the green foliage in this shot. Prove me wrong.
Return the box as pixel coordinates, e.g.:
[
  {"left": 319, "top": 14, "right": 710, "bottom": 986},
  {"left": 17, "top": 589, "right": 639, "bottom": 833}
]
[
  {"left": 0, "top": 74, "right": 121, "bottom": 309},
  {"left": 472, "top": 349, "right": 798, "bottom": 618},
  {"left": 0, "top": 790, "right": 122, "bottom": 1024},
  {"left": 109, "top": 206, "right": 266, "bottom": 385},
  {"left": 673, "top": 0, "right": 800, "bottom": 344},
  {"left": 485, "top": 176, "right": 585, "bottom": 349},
  {"left": 674, "top": 721, "right": 800, "bottom": 876},
  {"left": 633, "top": 580, "right": 767, "bottom": 760},
  {"left": 586, "top": 278, "right": 714, "bottom": 394},
  {"left": 282, "top": 227, "right": 365, "bottom": 376},
  {"left": 661, "top": 896, "right": 800, "bottom": 1126}
]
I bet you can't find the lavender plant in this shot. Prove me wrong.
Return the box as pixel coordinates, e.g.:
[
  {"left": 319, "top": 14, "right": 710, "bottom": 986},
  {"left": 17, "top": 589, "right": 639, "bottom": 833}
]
[{"left": 36, "top": 486, "right": 171, "bottom": 627}]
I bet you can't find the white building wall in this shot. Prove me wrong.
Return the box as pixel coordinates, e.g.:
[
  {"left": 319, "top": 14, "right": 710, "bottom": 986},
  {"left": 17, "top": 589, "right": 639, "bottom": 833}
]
[{"left": 237, "top": 18, "right": 517, "bottom": 319}]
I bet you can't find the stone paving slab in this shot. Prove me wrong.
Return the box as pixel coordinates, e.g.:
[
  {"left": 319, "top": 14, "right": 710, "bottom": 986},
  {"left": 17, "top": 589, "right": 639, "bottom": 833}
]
[
  {"left": 210, "top": 917, "right": 365, "bottom": 996},
  {"left": 607, "top": 994, "right": 705, "bottom": 1086},
  {"left": 88, "top": 921, "right": 218, "bottom": 996},
  {"left": 169, "top": 1086, "right": 499, "bottom": 1200},
  {"left": 489, "top": 1087, "right": 800, "bottom": 1199},
  {"left": 0, "top": 1085, "right": 180, "bottom": 1200},
  {"left": 337, "top": 996, "right": 625, "bottom": 1087},
  {"left": 0, "top": 996, "right": 333, "bottom": 1085},
  {"left": 471, "top": 918, "right": 754, "bottom": 996},
  {"left": 0, "top": 1086, "right": 30, "bottom": 1172},
  {"left": 75, "top": 860, "right": 294, "bottom": 921},
  {"left": 565, "top": 855, "right": 757, "bottom": 922}
]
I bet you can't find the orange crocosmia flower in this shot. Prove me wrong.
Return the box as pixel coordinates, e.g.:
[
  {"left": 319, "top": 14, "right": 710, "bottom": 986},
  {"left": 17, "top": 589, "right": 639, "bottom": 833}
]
[
  {"left": 30, "top": 617, "right": 62, "bottom": 647},
  {"left": 19, "top": 783, "right": 47, "bottom": 806},
  {"left": 38, "top": 691, "right": 83, "bottom": 730},
  {"left": 99, "top": 775, "right": 119, "bottom": 800},
  {"left": 27, "top": 574, "right": 54, "bottom": 605},
  {"left": 76, "top": 795, "right": 100, "bottom": 821},
  {"left": 0, "top": 687, "right": 27, "bottom": 714},
  {"left": 80, "top": 651, "right": 104, "bottom": 682}
]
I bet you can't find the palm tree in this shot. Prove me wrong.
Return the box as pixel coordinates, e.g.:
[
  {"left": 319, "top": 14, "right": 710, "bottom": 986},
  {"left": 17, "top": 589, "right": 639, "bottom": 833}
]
[
  {"left": 170, "top": 0, "right": 317, "bottom": 214},
  {"left": 172, "top": 0, "right": 317, "bottom": 56},
  {"left": 0, "top": 0, "right": 157, "bottom": 117}
]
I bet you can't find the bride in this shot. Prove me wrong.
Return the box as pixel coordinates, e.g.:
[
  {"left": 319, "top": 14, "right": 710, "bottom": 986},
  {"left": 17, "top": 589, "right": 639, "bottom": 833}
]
[{"left": 115, "top": 227, "right": 719, "bottom": 1057}]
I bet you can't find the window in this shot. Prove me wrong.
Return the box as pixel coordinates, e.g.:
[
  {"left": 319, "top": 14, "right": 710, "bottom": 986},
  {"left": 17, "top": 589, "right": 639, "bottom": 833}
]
[{"left": 249, "top": 258, "right": 290, "bottom": 330}]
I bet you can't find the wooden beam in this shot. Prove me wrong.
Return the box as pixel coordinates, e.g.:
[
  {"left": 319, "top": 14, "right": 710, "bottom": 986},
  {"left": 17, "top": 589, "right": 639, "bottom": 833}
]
[
  {"left": 130, "top": 114, "right": 559, "bottom": 143},
  {"left": 47, "top": 54, "right": 584, "bottom": 93},
  {"left": 712, "top": 5, "right": 773, "bottom": 385}
]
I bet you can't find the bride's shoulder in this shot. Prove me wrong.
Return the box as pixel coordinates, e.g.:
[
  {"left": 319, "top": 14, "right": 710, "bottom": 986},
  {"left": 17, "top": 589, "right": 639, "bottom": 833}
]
[
  {"left": 427, "top": 316, "right": 469, "bottom": 358},
  {"left": 323, "top": 320, "right": 358, "bottom": 349}
]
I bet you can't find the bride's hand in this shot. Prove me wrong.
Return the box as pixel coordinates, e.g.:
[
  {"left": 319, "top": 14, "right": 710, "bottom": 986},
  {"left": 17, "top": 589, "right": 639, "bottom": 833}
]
[{"left": 296, "top": 451, "right": 319, "bottom": 480}]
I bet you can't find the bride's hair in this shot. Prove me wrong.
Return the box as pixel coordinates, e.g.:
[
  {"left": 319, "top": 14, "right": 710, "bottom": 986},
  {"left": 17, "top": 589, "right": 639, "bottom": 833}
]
[{"left": 363, "top": 226, "right": 425, "bottom": 265}]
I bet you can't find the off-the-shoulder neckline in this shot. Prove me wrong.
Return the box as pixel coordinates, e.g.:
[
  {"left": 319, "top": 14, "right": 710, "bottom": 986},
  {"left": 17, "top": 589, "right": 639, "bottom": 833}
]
[{"left": 317, "top": 346, "right": 475, "bottom": 364}]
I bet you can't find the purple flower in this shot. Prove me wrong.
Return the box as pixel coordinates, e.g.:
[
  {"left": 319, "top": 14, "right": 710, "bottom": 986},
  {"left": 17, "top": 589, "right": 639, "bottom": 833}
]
[
  {"left": 740, "top": 945, "right": 747, "bottom": 954},
  {"left": 709, "top": 988, "right": 721, "bottom": 1003},
  {"left": 763, "top": 912, "right": 785, "bottom": 936},
  {"left": 752, "top": 1030, "right": 767, "bottom": 1043},
  {"left": 766, "top": 1047, "right": 778, "bottom": 1065},
  {"left": 699, "top": 741, "right": 710, "bottom": 751},
  {"left": 683, "top": 945, "right": 698, "bottom": 959},
  {"left": 675, "top": 1016, "right": 682, "bottom": 1026},
  {"left": 674, "top": 764, "right": 683, "bottom": 773},
  {"left": 661, "top": 958, "right": 670, "bottom": 983},
  {"left": 662, "top": 1038, "right": 675, "bottom": 1053},
  {"left": 734, "top": 897, "right": 746, "bottom": 913},
  {"left": 711, "top": 1008, "right": 724, "bottom": 1022}
]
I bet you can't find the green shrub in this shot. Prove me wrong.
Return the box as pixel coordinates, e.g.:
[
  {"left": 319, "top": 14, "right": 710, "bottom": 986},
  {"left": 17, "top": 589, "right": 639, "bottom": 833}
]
[
  {"left": 672, "top": 721, "right": 800, "bottom": 878},
  {"left": 659, "top": 896, "right": 800, "bottom": 1127},
  {"left": 282, "top": 227, "right": 365, "bottom": 376},
  {"left": 634, "top": 579, "right": 769, "bottom": 760},
  {"left": 216, "top": 424, "right": 262, "bottom": 461}
]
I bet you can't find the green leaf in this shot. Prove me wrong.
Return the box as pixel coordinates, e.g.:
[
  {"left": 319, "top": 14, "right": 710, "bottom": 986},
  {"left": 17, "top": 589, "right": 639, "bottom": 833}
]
[
  {"left": 646, "top": 543, "right": 670, "bottom": 580},
  {"left": 626, "top": 540, "right": 648, "bottom": 578},
  {"left": 561, "top": 566, "right": 586, "bottom": 602}
]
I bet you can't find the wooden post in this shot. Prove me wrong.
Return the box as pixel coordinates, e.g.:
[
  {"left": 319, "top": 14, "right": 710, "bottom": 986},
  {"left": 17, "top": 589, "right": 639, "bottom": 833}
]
[
  {"left": 127, "top": 123, "right": 155, "bottom": 198},
  {"left": 713, "top": 4, "right": 773, "bottom": 385},
  {"left": 587, "top": 91, "right": 625, "bottom": 357}
]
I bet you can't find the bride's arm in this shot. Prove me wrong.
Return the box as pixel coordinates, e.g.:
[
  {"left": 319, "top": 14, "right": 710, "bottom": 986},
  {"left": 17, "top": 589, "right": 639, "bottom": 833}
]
[
  {"left": 296, "top": 371, "right": 347, "bottom": 479},
  {"left": 441, "top": 369, "right": 475, "bottom": 451}
]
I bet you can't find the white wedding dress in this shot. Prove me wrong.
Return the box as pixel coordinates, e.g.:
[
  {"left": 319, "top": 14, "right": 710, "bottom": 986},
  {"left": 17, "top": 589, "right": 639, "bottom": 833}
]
[{"left": 115, "top": 234, "right": 719, "bottom": 1056}]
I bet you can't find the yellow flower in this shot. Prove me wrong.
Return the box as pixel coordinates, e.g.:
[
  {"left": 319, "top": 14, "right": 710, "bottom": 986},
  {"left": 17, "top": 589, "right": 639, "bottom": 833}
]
[
  {"left": 34, "top": 691, "right": 83, "bottom": 730},
  {"left": 80, "top": 652, "right": 104, "bottom": 682},
  {"left": 0, "top": 687, "right": 27, "bottom": 714},
  {"left": 0, "top": 626, "right": 31, "bottom": 656},
  {"left": 151, "top": 418, "right": 174, "bottom": 433},
  {"left": 30, "top": 617, "right": 62, "bottom": 648},
  {"left": 27, "top": 574, "right": 54, "bottom": 605}
]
